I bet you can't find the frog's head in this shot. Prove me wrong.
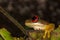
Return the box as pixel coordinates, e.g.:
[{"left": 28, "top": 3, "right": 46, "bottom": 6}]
[
  {"left": 25, "top": 15, "right": 49, "bottom": 29},
  {"left": 25, "top": 15, "right": 39, "bottom": 28}
]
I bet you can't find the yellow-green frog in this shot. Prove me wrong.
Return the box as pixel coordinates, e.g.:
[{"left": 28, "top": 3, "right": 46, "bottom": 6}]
[{"left": 25, "top": 15, "right": 55, "bottom": 38}]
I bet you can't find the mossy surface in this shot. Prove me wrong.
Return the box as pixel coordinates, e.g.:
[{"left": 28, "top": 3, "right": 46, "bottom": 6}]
[
  {"left": 25, "top": 26, "right": 60, "bottom": 40},
  {"left": 51, "top": 26, "right": 60, "bottom": 40}
]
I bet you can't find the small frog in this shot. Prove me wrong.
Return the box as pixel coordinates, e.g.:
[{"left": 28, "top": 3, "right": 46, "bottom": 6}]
[{"left": 25, "top": 15, "right": 55, "bottom": 38}]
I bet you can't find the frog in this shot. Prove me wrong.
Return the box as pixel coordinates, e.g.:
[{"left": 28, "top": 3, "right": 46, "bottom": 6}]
[{"left": 25, "top": 15, "right": 55, "bottom": 39}]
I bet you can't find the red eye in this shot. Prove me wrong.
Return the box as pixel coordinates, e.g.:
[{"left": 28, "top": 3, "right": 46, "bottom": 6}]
[{"left": 32, "top": 15, "right": 38, "bottom": 22}]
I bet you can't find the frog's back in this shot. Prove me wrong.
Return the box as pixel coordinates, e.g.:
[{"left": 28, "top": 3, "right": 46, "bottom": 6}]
[{"left": 44, "top": 23, "right": 55, "bottom": 30}]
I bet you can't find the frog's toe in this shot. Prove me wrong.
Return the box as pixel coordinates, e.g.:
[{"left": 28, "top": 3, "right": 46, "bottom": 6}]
[
  {"left": 48, "top": 35, "right": 50, "bottom": 38},
  {"left": 43, "top": 36, "right": 46, "bottom": 39}
]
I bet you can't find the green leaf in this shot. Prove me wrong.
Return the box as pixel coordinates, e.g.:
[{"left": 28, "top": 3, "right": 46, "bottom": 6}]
[{"left": 0, "top": 28, "right": 13, "bottom": 40}]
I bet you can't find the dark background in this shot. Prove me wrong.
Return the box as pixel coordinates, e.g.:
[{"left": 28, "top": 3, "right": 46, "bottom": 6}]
[{"left": 0, "top": 0, "right": 60, "bottom": 37}]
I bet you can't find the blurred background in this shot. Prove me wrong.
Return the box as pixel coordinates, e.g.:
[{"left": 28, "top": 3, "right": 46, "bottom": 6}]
[{"left": 0, "top": 0, "right": 60, "bottom": 39}]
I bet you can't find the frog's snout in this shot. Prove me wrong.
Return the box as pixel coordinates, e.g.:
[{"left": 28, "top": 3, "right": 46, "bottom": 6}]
[{"left": 25, "top": 20, "right": 33, "bottom": 28}]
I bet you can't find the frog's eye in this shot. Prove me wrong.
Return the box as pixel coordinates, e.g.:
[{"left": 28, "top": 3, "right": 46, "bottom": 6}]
[
  {"left": 32, "top": 16, "right": 38, "bottom": 22},
  {"left": 32, "top": 16, "right": 36, "bottom": 20}
]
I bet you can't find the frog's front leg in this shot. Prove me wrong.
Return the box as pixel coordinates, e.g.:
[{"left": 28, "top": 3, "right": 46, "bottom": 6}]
[
  {"left": 43, "top": 30, "right": 48, "bottom": 38},
  {"left": 48, "top": 31, "right": 51, "bottom": 38}
]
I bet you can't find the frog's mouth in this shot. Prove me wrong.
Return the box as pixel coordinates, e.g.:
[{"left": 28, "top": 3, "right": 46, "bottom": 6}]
[{"left": 25, "top": 21, "right": 45, "bottom": 27}]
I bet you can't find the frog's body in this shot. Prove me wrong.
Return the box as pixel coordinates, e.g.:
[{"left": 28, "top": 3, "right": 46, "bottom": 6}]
[{"left": 25, "top": 19, "right": 55, "bottom": 38}]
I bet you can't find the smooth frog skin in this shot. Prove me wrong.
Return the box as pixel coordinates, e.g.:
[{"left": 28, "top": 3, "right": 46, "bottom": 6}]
[{"left": 25, "top": 19, "right": 55, "bottom": 38}]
